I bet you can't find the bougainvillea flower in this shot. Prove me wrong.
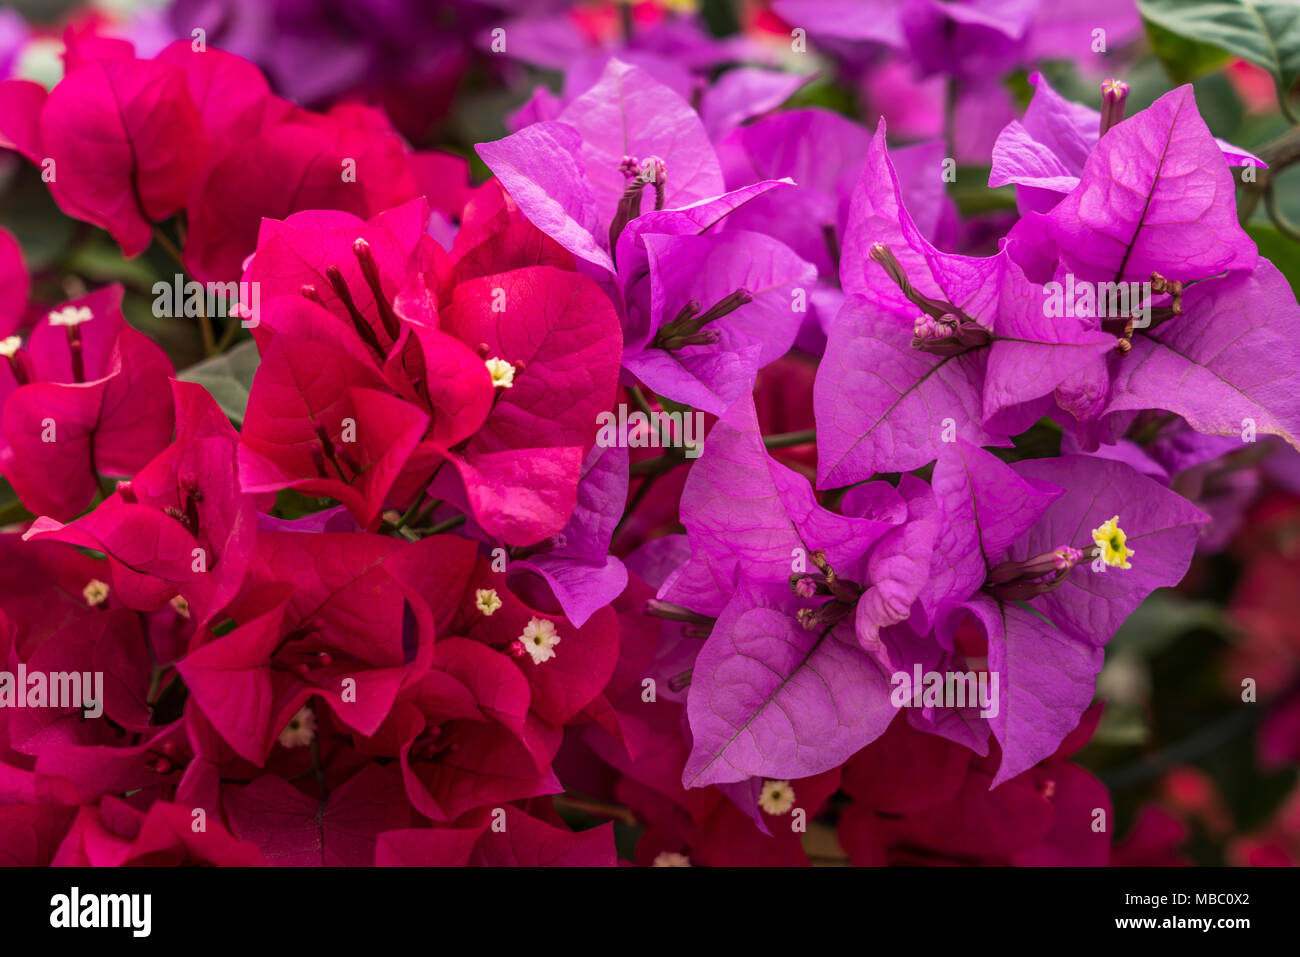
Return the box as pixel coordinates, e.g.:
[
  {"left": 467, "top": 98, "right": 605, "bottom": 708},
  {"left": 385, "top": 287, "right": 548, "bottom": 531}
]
[
  {"left": 0, "top": 0, "right": 1292, "bottom": 874},
  {"left": 238, "top": 298, "right": 431, "bottom": 530},
  {"left": 721, "top": 109, "right": 947, "bottom": 279},
  {"left": 477, "top": 58, "right": 728, "bottom": 274},
  {"left": 242, "top": 193, "right": 612, "bottom": 548},
  {"left": 453, "top": 555, "right": 621, "bottom": 729},
  {"left": 647, "top": 395, "right": 912, "bottom": 786},
  {"left": 245, "top": 200, "right": 446, "bottom": 356},
  {"left": 991, "top": 73, "right": 1265, "bottom": 215},
  {"left": 1051, "top": 263, "right": 1300, "bottom": 453},
  {"left": 1064, "top": 422, "right": 1270, "bottom": 552},
  {"left": 378, "top": 637, "right": 564, "bottom": 823},
  {"left": 813, "top": 122, "right": 1113, "bottom": 485},
  {"left": 620, "top": 229, "right": 814, "bottom": 414},
  {"left": 0, "top": 38, "right": 206, "bottom": 256},
  {"left": 838, "top": 704, "right": 1112, "bottom": 865},
  {"left": 473, "top": 142, "right": 780, "bottom": 460},
  {"left": 506, "top": 443, "right": 629, "bottom": 628},
  {"left": 685, "top": 768, "right": 843, "bottom": 866},
  {"left": 377, "top": 803, "right": 616, "bottom": 866},
  {"left": 446, "top": 179, "right": 575, "bottom": 287},
  {"left": 699, "top": 68, "right": 810, "bottom": 142},
  {"left": 432, "top": 264, "right": 621, "bottom": 544},
  {"left": 1041, "top": 85, "right": 1258, "bottom": 285},
  {"left": 659, "top": 393, "right": 901, "bottom": 618},
  {"left": 772, "top": 0, "right": 1141, "bottom": 76},
  {"left": 1, "top": 285, "right": 175, "bottom": 519},
  {"left": 179, "top": 532, "right": 473, "bottom": 763},
  {"left": 224, "top": 763, "right": 413, "bottom": 865},
  {"left": 899, "top": 0, "right": 1037, "bottom": 81},
  {"left": 24, "top": 381, "right": 257, "bottom": 626},
  {"left": 479, "top": 62, "right": 805, "bottom": 416},
  {"left": 0, "top": 535, "right": 111, "bottom": 660},
  {"left": 185, "top": 101, "right": 422, "bottom": 282},
  {"left": 4, "top": 605, "right": 190, "bottom": 804},
  {"left": 681, "top": 577, "right": 896, "bottom": 787},
  {"left": 53, "top": 797, "right": 264, "bottom": 866},
  {"left": 921, "top": 443, "right": 1205, "bottom": 782}
]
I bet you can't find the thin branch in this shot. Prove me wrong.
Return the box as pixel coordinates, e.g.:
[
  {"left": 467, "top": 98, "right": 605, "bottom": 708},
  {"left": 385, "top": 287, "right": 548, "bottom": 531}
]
[
  {"left": 1265, "top": 183, "right": 1300, "bottom": 241},
  {"left": 394, "top": 470, "right": 439, "bottom": 530},
  {"left": 764, "top": 429, "right": 816, "bottom": 449},
  {"left": 425, "top": 514, "right": 467, "bottom": 536},
  {"left": 554, "top": 794, "right": 639, "bottom": 827}
]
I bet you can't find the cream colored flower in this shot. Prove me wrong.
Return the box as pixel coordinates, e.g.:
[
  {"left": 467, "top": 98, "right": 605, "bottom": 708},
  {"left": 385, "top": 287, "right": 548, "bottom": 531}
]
[
  {"left": 278, "top": 706, "right": 316, "bottom": 748},
  {"left": 485, "top": 357, "right": 515, "bottom": 389},
  {"left": 48, "top": 305, "right": 93, "bottom": 327},
  {"left": 520, "top": 616, "right": 560, "bottom": 664},
  {"left": 475, "top": 588, "right": 503, "bottom": 616},
  {"left": 652, "top": 852, "right": 691, "bottom": 867},
  {"left": 758, "top": 779, "right": 796, "bottom": 815},
  {"left": 83, "top": 579, "right": 110, "bottom": 607}
]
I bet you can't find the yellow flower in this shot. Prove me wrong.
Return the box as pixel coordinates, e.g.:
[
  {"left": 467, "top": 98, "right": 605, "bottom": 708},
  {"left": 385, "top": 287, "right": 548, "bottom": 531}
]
[
  {"left": 1091, "top": 515, "right": 1134, "bottom": 569},
  {"left": 83, "top": 579, "right": 110, "bottom": 606},
  {"left": 475, "top": 588, "right": 503, "bottom": 616}
]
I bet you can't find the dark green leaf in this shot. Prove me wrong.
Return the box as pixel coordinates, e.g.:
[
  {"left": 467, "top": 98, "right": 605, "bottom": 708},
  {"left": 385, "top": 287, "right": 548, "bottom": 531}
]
[
  {"left": 177, "top": 340, "right": 259, "bottom": 425},
  {"left": 1139, "top": 0, "right": 1300, "bottom": 98},
  {"left": 1247, "top": 221, "right": 1300, "bottom": 293},
  {"left": 1144, "top": 18, "right": 1233, "bottom": 84}
]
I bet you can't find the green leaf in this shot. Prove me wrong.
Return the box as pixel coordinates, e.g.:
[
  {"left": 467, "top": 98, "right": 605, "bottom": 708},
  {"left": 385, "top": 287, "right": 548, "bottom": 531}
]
[
  {"left": 949, "top": 171, "right": 1017, "bottom": 215},
  {"left": 1247, "top": 221, "right": 1300, "bottom": 293},
  {"left": 177, "top": 340, "right": 259, "bottom": 425},
  {"left": 0, "top": 497, "right": 33, "bottom": 528},
  {"left": 1092, "top": 704, "right": 1151, "bottom": 746},
  {"left": 65, "top": 239, "right": 159, "bottom": 289},
  {"left": 1110, "top": 590, "right": 1227, "bottom": 658},
  {"left": 1139, "top": 0, "right": 1300, "bottom": 101},
  {"left": 1144, "top": 18, "right": 1233, "bottom": 84}
]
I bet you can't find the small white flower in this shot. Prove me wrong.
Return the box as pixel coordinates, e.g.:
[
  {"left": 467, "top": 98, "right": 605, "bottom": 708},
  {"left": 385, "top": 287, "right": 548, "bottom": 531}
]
[
  {"left": 652, "top": 852, "right": 691, "bottom": 867},
  {"left": 758, "top": 779, "right": 796, "bottom": 815},
  {"left": 82, "top": 579, "right": 110, "bottom": 607},
  {"left": 278, "top": 706, "right": 316, "bottom": 748},
  {"left": 0, "top": 335, "right": 21, "bottom": 358},
  {"left": 475, "top": 588, "right": 502, "bottom": 616},
  {"left": 48, "top": 305, "right": 93, "bottom": 327},
  {"left": 520, "top": 616, "right": 560, "bottom": 664},
  {"left": 485, "top": 357, "right": 515, "bottom": 389},
  {"left": 169, "top": 595, "right": 191, "bottom": 619}
]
